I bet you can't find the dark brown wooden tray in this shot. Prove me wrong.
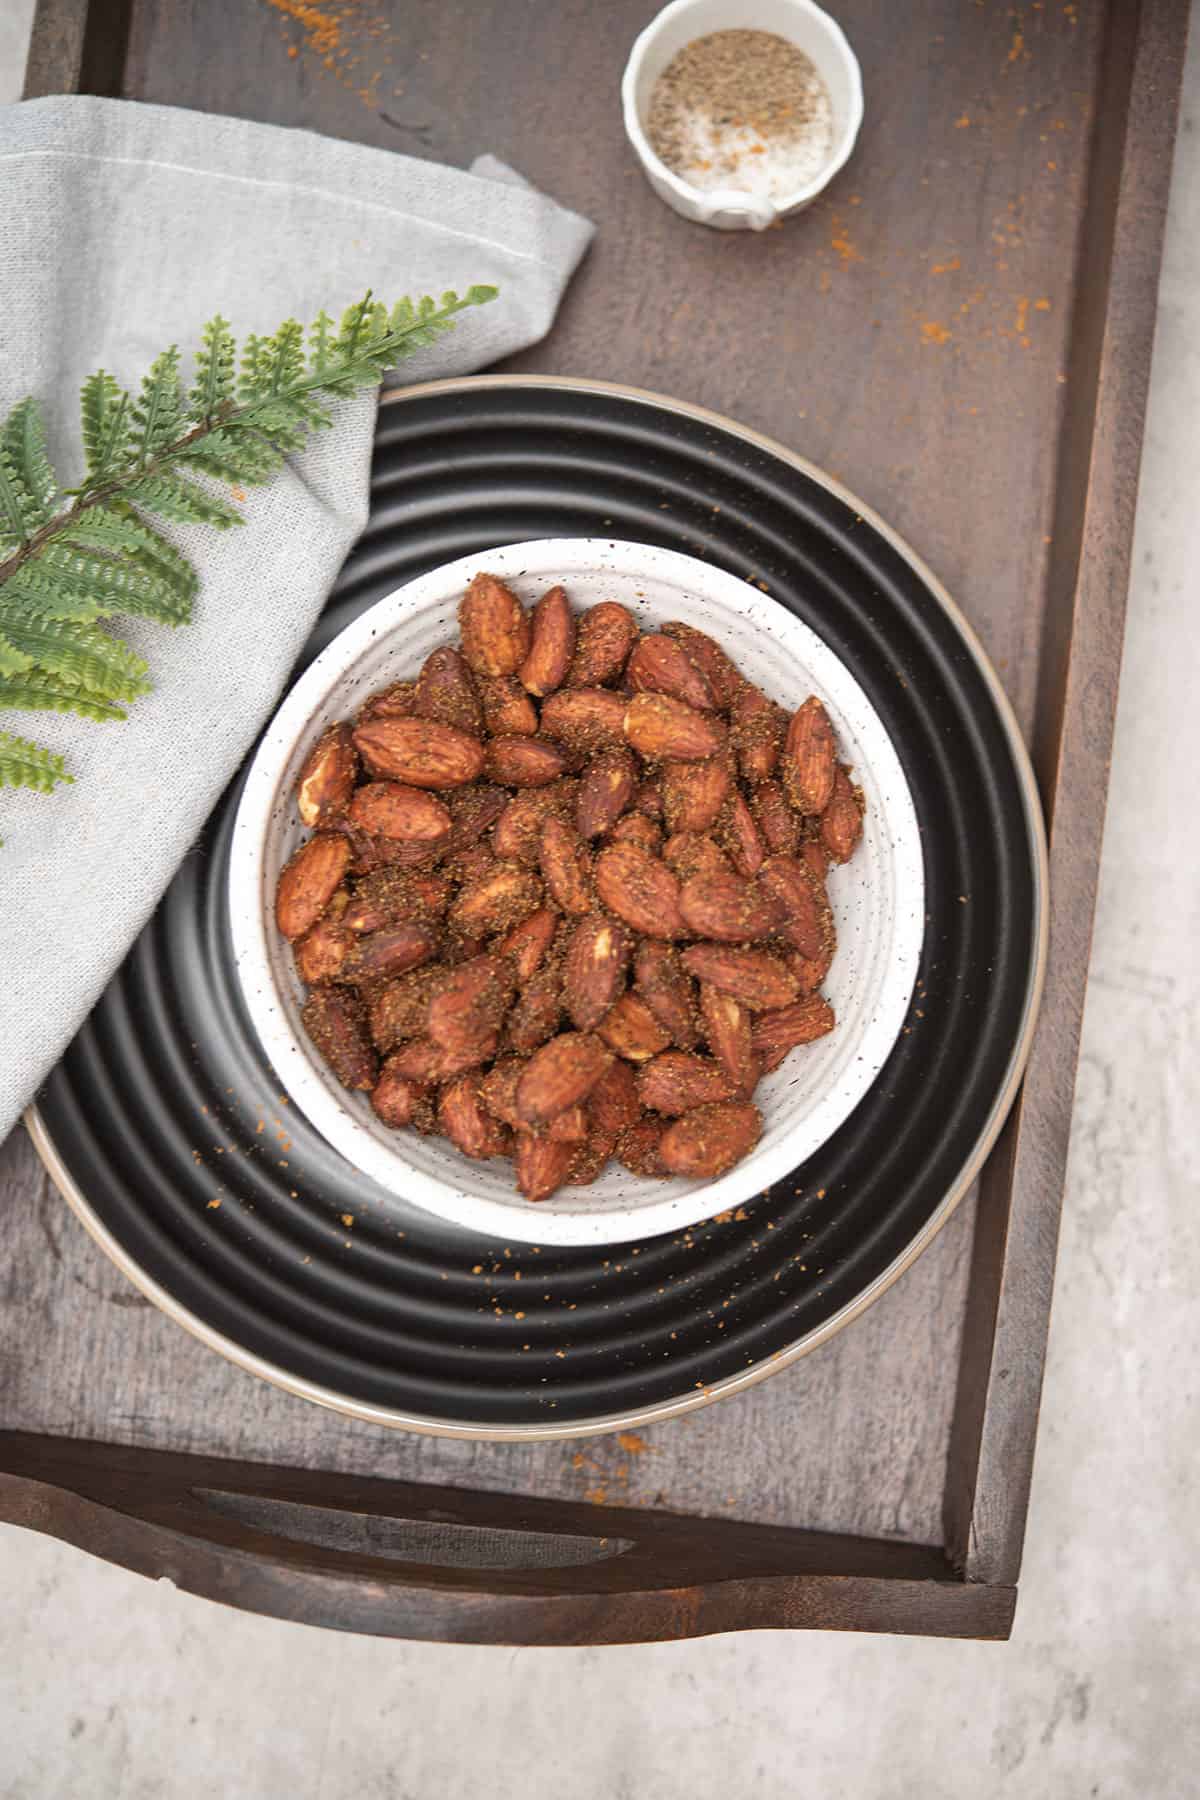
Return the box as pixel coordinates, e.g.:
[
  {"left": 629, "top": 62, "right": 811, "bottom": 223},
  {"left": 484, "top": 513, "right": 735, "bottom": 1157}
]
[{"left": 0, "top": 0, "right": 1185, "bottom": 1643}]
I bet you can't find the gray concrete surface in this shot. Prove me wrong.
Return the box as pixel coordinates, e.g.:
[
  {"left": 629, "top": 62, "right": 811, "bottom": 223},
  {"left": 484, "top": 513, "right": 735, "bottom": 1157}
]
[{"left": 3, "top": 12, "right": 1199, "bottom": 1797}]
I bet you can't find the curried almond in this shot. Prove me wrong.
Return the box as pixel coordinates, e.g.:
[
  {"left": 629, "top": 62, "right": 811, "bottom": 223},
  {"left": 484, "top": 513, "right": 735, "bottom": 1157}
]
[
  {"left": 680, "top": 944, "right": 798, "bottom": 1011},
  {"left": 563, "top": 915, "right": 630, "bottom": 1031},
  {"left": 515, "top": 1132, "right": 576, "bottom": 1202},
  {"left": 576, "top": 746, "right": 636, "bottom": 839},
  {"left": 342, "top": 921, "right": 441, "bottom": 984},
  {"left": 343, "top": 867, "right": 451, "bottom": 932},
  {"left": 485, "top": 735, "right": 568, "bottom": 787},
  {"left": 637, "top": 1050, "right": 735, "bottom": 1115},
  {"left": 800, "top": 834, "right": 830, "bottom": 885},
  {"left": 541, "top": 687, "right": 629, "bottom": 751},
  {"left": 597, "top": 991, "right": 669, "bottom": 1063},
  {"left": 752, "top": 994, "right": 836, "bottom": 1068},
  {"left": 387, "top": 1034, "right": 497, "bottom": 1084},
  {"left": 275, "top": 833, "right": 352, "bottom": 940},
  {"left": 370, "top": 1058, "right": 430, "bottom": 1128},
  {"left": 662, "top": 832, "right": 732, "bottom": 884},
  {"left": 507, "top": 960, "right": 564, "bottom": 1053},
  {"left": 587, "top": 1058, "right": 642, "bottom": 1134},
  {"left": 699, "top": 983, "right": 758, "bottom": 1096},
  {"left": 759, "top": 854, "right": 832, "bottom": 961},
  {"left": 538, "top": 816, "right": 592, "bottom": 915},
  {"left": 718, "top": 790, "right": 766, "bottom": 876},
  {"left": 781, "top": 696, "right": 836, "bottom": 815},
  {"left": 458, "top": 572, "right": 531, "bottom": 676},
  {"left": 750, "top": 780, "right": 801, "bottom": 856},
  {"left": 594, "top": 842, "right": 686, "bottom": 939},
  {"left": 492, "top": 782, "right": 577, "bottom": 864},
  {"left": 634, "top": 779, "right": 664, "bottom": 819},
  {"left": 660, "top": 757, "right": 731, "bottom": 834},
  {"left": 439, "top": 1075, "right": 511, "bottom": 1160},
  {"left": 347, "top": 782, "right": 451, "bottom": 843},
  {"left": 477, "top": 674, "right": 539, "bottom": 737},
  {"left": 567, "top": 1129, "right": 618, "bottom": 1185},
  {"left": 662, "top": 621, "right": 741, "bottom": 709},
  {"left": 634, "top": 940, "right": 700, "bottom": 1049},
  {"left": 659, "top": 1101, "right": 762, "bottom": 1178},
  {"left": 296, "top": 724, "right": 358, "bottom": 826},
  {"left": 301, "top": 986, "right": 377, "bottom": 1090},
  {"left": 567, "top": 601, "right": 638, "bottom": 687},
  {"left": 356, "top": 679, "right": 416, "bottom": 724},
  {"left": 784, "top": 942, "right": 834, "bottom": 999},
  {"left": 516, "top": 1032, "right": 613, "bottom": 1125},
  {"left": 442, "top": 783, "right": 509, "bottom": 852},
  {"left": 626, "top": 634, "right": 715, "bottom": 711},
  {"left": 608, "top": 813, "right": 663, "bottom": 855},
  {"left": 294, "top": 910, "right": 350, "bottom": 985},
  {"left": 449, "top": 862, "right": 543, "bottom": 936},
  {"left": 442, "top": 842, "right": 495, "bottom": 888},
  {"left": 624, "top": 692, "right": 726, "bottom": 762},
  {"left": 353, "top": 716, "right": 485, "bottom": 789},
  {"left": 731, "top": 682, "right": 786, "bottom": 781},
  {"left": 616, "top": 1116, "right": 669, "bottom": 1178},
  {"left": 368, "top": 967, "right": 445, "bottom": 1051},
  {"left": 496, "top": 906, "right": 559, "bottom": 983},
  {"left": 821, "top": 763, "right": 865, "bottom": 863},
  {"left": 413, "top": 645, "right": 483, "bottom": 737},
  {"left": 547, "top": 1102, "right": 590, "bottom": 1143},
  {"left": 478, "top": 1057, "right": 528, "bottom": 1128},
  {"left": 678, "top": 869, "right": 780, "bottom": 942},
  {"left": 520, "top": 584, "right": 576, "bottom": 696},
  {"left": 428, "top": 953, "right": 515, "bottom": 1059}
]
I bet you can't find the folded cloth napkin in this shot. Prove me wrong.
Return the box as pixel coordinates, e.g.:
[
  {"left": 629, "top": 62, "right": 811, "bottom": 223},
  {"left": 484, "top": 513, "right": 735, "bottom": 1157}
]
[{"left": 0, "top": 95, "right": 592, "bottom": 1144}]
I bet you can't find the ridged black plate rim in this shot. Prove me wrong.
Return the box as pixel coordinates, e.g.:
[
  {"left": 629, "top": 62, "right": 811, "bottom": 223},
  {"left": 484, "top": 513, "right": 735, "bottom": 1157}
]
[{"left": 27, "top": 375, "right": 1048, "bottom": 1441}]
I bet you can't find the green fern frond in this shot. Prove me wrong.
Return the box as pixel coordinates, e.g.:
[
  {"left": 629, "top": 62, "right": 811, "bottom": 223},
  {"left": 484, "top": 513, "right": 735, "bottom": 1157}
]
[
  {"left": 0, "top": 671, "right": 128, "bottom": 721},
  {"left": 1, "top": 399, "right": 59, "bottom": 532},
  {"left": 128, "top": 469, "right": 244, "bottom": 529},
  {"left": 0, "top": 730, "right": 72, "bottom": 793},
  {"left": 8, "top": 541, "right": 191, "bottom": 627},
  {"left": 0, "top": 630, "right": 36, "bottom": 677},
  {"left": 178, "top": 427, "right": 283, "bottom": 486},
  {"left": 308, "top": 310, "right": 337, "bottom": 377},
  {"left": 132, "top": 347, "right": 184, "bottom": 465},
  {"left": 0, "top": 281, "right": 499, "bottom": 829},
  {"left": 189, "top": 314, "right": 236, "bottom": 422},
  {"left": 63, "top": 504, "right": 199, "bottom": 610},
  {"left": 0, "top": 615, "right": 151, "bottom": 702},
  {"left": 79, "top": 372, "right": 132, "bottom": 484}
]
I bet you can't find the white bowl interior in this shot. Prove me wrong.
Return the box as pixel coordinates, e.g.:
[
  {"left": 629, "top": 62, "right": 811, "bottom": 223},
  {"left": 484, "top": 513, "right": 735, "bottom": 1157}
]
[{"left": 230, "top": 540, "right": 923, "bottom": 1247}]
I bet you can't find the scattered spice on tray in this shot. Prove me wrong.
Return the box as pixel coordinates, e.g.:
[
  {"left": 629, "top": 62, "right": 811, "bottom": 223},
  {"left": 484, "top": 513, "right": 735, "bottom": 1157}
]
[{"left": 646, "top": 29, "right": 834, "bottom": 200}]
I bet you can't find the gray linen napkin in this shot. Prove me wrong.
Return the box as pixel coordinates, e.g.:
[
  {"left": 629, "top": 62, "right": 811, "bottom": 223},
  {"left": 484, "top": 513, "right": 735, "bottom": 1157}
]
[{"left": 0, "top": 96, "right": 592, "bottom": 1142}]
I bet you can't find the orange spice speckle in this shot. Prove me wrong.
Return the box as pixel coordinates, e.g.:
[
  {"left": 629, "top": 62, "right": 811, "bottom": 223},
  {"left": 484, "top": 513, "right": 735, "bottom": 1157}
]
[
  {"left": 955, "top": 113, "right": 971, "bottom": 128},
  {"left": 931, "top": 255, "right": 961, "bottom": 275},
  {"left": 617, "top": 1432, "right": 650, "bottom": 1456},
  {"left": 920, "top": 320, "right": 952, "bottom": 346}
]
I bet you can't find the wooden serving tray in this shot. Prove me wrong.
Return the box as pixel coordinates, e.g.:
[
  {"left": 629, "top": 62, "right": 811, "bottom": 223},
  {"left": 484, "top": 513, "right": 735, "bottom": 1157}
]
[{"left": 0, "top": 0, "right": 1185, "bottom": 1643}]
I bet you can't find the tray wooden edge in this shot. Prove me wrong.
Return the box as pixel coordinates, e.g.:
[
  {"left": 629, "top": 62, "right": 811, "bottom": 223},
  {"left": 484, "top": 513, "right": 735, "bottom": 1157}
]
[
  {"left": 944, "top": 0, "right": 1191, "bottom": 1584},
  {"left": 0, "top": 1431, "right": 1016, "bottom": 1643}
]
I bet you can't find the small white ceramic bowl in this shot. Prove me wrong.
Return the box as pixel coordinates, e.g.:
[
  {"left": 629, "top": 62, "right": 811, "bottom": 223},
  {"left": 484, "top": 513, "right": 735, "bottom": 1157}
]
[
  {"left": 622, "top": 0, "right": 864, "bottom": 230},
  {"left": 230, "top": 540, "right": 922, "bottom": 1247}
]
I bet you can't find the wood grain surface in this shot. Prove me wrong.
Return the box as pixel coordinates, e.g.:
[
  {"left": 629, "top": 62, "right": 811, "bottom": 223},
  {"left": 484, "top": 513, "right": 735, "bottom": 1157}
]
[{"left": 5, "top": 0, "right": 1188, "bottom": 1640}]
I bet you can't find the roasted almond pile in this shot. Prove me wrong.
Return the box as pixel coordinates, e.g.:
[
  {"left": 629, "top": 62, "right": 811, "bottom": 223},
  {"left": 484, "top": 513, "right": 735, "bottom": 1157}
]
[{"left": 274, "top": 573, "right": 865, "bottom": 1203}]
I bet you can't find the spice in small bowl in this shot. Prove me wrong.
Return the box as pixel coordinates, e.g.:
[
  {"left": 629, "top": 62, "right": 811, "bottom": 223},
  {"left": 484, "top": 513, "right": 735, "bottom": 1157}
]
[
  {"left": 647, "top": 29, "right": 834, "bottom": 202},
  {"left": 622, "top": 0, "right": 863, "bottom": 231}
]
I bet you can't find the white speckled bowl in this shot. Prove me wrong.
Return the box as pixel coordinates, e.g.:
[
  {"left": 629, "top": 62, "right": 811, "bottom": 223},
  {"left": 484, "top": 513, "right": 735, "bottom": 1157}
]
[{"left": 229, "top": 539, "right": 923, "bottom": 1247}]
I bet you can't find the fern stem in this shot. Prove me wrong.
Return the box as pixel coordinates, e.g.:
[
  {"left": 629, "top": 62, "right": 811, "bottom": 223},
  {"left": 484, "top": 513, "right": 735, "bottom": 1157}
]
[{"left": 0, "top": 289, "right": 480, "bottom": 591}]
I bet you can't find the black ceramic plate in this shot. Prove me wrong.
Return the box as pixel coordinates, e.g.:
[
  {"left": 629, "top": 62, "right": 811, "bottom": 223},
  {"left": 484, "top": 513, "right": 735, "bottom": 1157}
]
[{"left": 29, "top": 377, "right": 1046, "bottom": 1438}]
